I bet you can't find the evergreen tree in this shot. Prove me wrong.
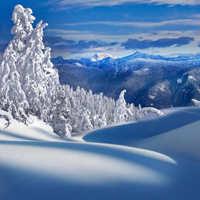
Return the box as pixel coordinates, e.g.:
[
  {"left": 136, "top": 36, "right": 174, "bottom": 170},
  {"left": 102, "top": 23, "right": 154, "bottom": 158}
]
[
  {"left": 0, "top": 4, "right": 33, "bottom": 122},
  {"left": 19, "top": 20, "right": 59, "bottom": 121},
  {"left": 51, "top": 85, "right": 70, "bottom": 124},
  {"left": 114, "top": 90, "right": 128, "bottom": 123},
  {"left": 11, "top": 4, "right": 35, "bottom": 54}
]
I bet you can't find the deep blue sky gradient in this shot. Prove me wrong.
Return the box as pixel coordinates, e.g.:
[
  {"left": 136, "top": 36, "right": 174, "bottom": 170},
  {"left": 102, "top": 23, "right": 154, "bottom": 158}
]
[{"left": 1, "top": 0, "right": 200, "bottom": 59}]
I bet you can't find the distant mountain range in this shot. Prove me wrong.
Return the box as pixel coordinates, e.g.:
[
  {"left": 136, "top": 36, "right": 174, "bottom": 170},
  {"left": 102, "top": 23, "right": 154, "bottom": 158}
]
[
  {"left": 52, "top": 52, "right": 200, "bottom": 108},
  {"left": 91, "top": 53, "right": 121, "bottom": 61}
]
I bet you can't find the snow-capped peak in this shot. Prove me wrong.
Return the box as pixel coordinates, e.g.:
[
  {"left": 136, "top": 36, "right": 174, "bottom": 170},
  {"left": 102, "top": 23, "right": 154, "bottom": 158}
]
[
  {"left": 91, "top": 53, "right": 121, "bottom": 62},
  {"left": 126, "top": 51, "right": 163, "bottom": 60}
]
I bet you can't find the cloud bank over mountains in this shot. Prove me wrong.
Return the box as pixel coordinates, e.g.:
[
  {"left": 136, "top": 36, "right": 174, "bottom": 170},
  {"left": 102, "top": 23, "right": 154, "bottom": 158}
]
[
  {"left": 44, "top": 36, "right": 119, "bottom": 54},
  {"left": 122, "top": 37, "right": 194, "bottom": 50},
  {"left": 43, "top": 35, "right": 195, "bottom": 55}
]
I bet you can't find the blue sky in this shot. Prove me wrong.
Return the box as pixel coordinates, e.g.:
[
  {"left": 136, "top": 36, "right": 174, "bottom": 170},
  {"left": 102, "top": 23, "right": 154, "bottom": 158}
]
[{"left": 1, "top": 0, "right": 200, "bottom": 59}]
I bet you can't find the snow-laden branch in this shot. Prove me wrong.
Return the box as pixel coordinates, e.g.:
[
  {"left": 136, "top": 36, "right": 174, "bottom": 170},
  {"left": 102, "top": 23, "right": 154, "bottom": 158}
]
[
  {"left": 192, "top": 99, "right": 200, "bottom": 107},
  {"left": 137, "top": 107, "right": 165, "bottom": 119},
  {"left": 0, "top": 114, "right": 11, "bottom": 129}
]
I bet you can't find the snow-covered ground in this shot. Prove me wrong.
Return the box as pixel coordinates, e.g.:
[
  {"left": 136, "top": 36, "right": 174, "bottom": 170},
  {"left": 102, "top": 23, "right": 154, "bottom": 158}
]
[{"left": 0, "top": 107, "right": 200, "bottom": 200}]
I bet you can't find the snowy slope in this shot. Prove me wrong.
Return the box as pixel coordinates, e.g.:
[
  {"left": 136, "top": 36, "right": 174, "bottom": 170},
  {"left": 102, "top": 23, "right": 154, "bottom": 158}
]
[
  {"left": 84, "top": 107, "right": 200, "bottom": 148},
  {"left": 134, "top": 120, "right": 200, "bottom": 163},
  {"left": 1, "top": 107, "right": 200, "bottom": 200},
  {"left": 0, "top": 111, "right": 59, "bottom": 141},
  {"left": 84, "top": 106, "right": 200, "bottom": 163}
]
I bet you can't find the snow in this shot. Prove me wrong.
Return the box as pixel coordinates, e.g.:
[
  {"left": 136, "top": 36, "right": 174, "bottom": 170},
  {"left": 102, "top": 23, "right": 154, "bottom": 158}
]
[
  {"left": 1, "top": 107, "right": 200, "bottom": 200},
  {"left": 134, "top": 67, "right": 149, "bottom": 75},
  {"left": 91, "top": 53, "right": 120, "bottom": 61},
  {"left": 2, "top": 4, "right": 132, "bottom": 135},
  {"left": 1, "top": 4, "right": 200, "bottom": 200},
  {"left": 177, "top": 78, "right": 182, "bottom": 83},
  {"left": 134, "top": 119, "right": 200, "bottom": 163},
  {"left": 156, "top": 83, "right": 165, "bottom": 92},
  {"left": 149, "top": 95, "right": 155, "bottom": 99},
  {"left": 192, "top": 98, "right": 200, "bottom": 107},
  {"left": 75, "top": 62, "right": 83, "bottom": 67},
  {"left": 188, "top": 75, "right": 196, "bottom": 82},
  {"left": 137, "top": 107, "right": 165, "bottom": 118}
]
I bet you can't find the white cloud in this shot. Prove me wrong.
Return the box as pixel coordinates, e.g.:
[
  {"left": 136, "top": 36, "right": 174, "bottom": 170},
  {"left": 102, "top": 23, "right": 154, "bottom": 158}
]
[
  {"left": 46, "top": 28, "right": 200, "bottom": 43},
  {"left": 149, "top": 0, "right": 200, "bottom": 6},
  {"left": 46, "top": 0, "right": 200, "bottom": 9},
  {"left": 63, "top": 17, "right": 200, "bottom": 28},
  {"left": 46, "top": 29, "right": 90, "bottom": 35}
]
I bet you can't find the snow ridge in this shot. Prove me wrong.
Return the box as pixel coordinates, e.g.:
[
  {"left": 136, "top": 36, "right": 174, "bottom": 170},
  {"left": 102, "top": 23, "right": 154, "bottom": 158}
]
[{"left": 91, "top": 53, "right": 121, "bottom": 61}]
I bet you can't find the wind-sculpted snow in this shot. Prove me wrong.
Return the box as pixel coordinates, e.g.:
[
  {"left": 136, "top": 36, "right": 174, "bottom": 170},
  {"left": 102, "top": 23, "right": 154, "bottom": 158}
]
[
  {"left": 84, "top": 107, "right": 200, "bottom": 149},
  {"left": 1, "top": 107, "right": 200, "bottom": 200}
]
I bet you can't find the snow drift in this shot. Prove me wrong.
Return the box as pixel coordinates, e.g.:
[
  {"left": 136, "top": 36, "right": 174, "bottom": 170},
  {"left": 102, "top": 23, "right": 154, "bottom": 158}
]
[{"left": 0, "top": 107, "right": 200, "bottom": 200}]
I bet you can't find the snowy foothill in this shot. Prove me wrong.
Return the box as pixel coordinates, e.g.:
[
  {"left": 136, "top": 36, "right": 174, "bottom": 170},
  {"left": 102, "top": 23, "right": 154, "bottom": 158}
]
[{"left": 1, "top": 106, "right": 200, "bottom": 200}]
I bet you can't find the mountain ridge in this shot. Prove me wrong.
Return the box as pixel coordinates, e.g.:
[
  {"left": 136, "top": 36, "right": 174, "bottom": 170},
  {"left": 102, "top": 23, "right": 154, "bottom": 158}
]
[
  {"left": 52, "top": 52, "right": 200, "bottom": 109},
  {"left": 52, "top": 51, "right": 200, "bottom": 65}
]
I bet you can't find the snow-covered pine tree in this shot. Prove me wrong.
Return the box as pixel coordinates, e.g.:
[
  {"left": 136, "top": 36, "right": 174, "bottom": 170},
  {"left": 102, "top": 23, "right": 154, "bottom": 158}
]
[
  {"left": 0, "top": 48, "right": 29, "bottom": 122},
  {"left": 60, "top": 85, "right": 116, "bottom": 133},
  {"left": 0, "top": 4, "right": 61, "bottom": 125},
  {"left": 93, "top": 113, "right": 107, "bottom": 129},
  {"left": 80, "top": 108, "right": 93, "bottom": 131},
  {"left": 18, "top": 20, "right": 59, "bottom": 121},
  {"left": 11, "top": 4, "right": 35, "bottom": 53},
  {"left": 101, "top": 95, "right": 115, "bottom": 124},
  {"left": 126, "top": 103, "right": 137, "bottom": 121},
  {"left": 0, "top": 4, "right": 60, "bottom": 124},
  {"left": 51, "top": 85, "right": 70, "bottom": 124},
  {"left": 114, "top": 90, "right": 128, "bottom": 123},
  {"left": 0, "top": 4, "right": 34, "bottom": 122}
]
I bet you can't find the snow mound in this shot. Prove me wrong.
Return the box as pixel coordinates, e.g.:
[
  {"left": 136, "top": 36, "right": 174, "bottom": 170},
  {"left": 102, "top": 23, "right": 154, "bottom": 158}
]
[
  {"left": 0, "top": 110, "right": 65, "bottom": 142},
  {"left": 134, "top": 119, "right": 200, "bottom": 163},
  {"left": 1, "top": 107, "right": 200, "bottom": 200},
  {"left": 84, "top": 107, "right": 200, "bottom": 163}
]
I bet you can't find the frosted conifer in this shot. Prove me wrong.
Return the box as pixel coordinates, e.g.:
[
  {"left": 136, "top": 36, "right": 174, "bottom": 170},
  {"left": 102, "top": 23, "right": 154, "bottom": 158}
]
[
  {"left": 114, "top": 90, "right": 128, "bottom": 123},
  {"left": 0, "top": 5, "right": 33, "bottom": 122},
  {"left": 18, "top": 19, "right": 59, "bottom": 121}
]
